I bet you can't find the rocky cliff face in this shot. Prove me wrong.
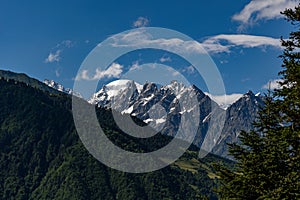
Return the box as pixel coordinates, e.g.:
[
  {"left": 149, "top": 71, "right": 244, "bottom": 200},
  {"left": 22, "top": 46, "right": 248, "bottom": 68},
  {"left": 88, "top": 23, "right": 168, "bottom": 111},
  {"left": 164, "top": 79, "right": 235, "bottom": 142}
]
[
  {"left": 211, "top": 91, "right": 264, "bottom": 158},
  {"left": 89, "top": 80, "right": 264, "bottom": 159}
]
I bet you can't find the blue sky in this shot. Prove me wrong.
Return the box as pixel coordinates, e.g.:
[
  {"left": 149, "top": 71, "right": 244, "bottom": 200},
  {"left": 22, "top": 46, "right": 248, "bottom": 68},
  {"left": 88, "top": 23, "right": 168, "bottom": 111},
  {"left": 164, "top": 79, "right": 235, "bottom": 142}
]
[{"left": 0, "top": 0, "right": 298, "bottom": 98}]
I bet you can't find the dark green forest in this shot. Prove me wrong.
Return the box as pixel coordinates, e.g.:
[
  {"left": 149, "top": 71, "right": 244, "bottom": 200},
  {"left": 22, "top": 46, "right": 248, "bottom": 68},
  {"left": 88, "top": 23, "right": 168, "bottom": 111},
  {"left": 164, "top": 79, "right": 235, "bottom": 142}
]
[{"left": 0, "top": 75, "right": 232, "bottom": 200}]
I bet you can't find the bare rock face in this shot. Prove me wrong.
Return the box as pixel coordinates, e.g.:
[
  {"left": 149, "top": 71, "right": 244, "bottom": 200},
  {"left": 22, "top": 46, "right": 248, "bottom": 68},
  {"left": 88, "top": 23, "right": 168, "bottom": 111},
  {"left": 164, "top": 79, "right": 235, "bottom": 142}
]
[{"left": 89, "top": 80, "right": 264, "bottom": 159}]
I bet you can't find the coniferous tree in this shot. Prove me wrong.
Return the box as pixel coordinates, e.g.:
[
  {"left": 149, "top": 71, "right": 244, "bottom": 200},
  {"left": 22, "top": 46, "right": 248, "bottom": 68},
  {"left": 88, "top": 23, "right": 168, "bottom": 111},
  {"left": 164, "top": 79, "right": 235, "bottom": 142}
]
[{"left": 216, "top": 4, "right": 300, "bottom": 200}]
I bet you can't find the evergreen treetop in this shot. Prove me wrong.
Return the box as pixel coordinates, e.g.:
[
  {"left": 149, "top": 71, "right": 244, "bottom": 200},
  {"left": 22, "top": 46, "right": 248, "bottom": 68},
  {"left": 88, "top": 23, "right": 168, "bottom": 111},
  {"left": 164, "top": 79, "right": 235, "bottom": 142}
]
[{"left": 216, "top": 4, "right": 300, "bottom": 200}]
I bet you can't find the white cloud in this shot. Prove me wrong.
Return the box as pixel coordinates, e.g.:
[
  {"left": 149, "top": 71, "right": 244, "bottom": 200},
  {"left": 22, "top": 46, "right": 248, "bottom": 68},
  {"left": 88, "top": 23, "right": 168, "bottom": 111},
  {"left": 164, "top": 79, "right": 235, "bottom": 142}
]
[
  {"left": 94, "top": 63, "right": 123, "bottom": 79},
  {"left": 262, "top": 79, "right": 284, "bottom": 90},
  {"left": 172, "top": 71, "right": 180, "bottom": 77},
  {"left": 110, "top": 30, "right": 282, "bottom": 55},
  {"left": 182, "top": 65, "right": 195, "bottom": 74},
  {"left": 165, "top": 67, "right": 180, "bottom": 77},
  {"left": 76, "top": 63, "right": 123, "bottom": 81},
  {"left": 202, "top": 34, "right": 282, "bottom": 53},
  {"left": 45, "top": 40, "right": 75, "bottom": 63},
  {"left": 129, "top": 62, "right": 142, "bottom": 71},
  {"left": 159, "top": 56, "right": 172, "bottom": 63},
  {"left": 233, "top": 0, "right": 298, "bottom": 29},
  {"left": 110, "top": 29, "right": 207, "bottom": 54},
  {"left": 45, "top": 50, "right": 61, "bottom": 63},
  {"left": 201, "top": 42, "right": 231, "bottom": 54},
  {"left": 76, "top": 69, "right": 90, "bottom": 80},
  {"left": 133, "top": 17, "right": 149, "bottom": 28},
  {"left": 205, "top": 92, "right": 244, "bottom": 109}
]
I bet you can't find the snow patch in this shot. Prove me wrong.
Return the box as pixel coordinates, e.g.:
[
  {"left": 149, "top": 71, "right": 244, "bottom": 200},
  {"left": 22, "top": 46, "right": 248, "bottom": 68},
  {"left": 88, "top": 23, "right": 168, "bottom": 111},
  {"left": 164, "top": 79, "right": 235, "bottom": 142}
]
[
  {"left": 205, "top": 92, "right": 243, "bottom": 110},
  {"left": 122, "top": 105, "right": 134, "bottom": 114},
  {"left": 144, "top": 118, "right": 154, "bottom": 123},
  {"left": 155, "top": 118, "right": 166, "bottom": 124},
  {"left": 202, "top": 113, "right": 212, "bottom": 123}
]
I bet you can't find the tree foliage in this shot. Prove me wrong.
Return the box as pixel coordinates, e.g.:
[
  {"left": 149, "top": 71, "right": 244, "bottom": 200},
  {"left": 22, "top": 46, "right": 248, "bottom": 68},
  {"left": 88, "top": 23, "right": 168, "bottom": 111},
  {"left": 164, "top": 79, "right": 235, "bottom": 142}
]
[{"left": 216, "top": 4, "right": 300, "bottom": 200}]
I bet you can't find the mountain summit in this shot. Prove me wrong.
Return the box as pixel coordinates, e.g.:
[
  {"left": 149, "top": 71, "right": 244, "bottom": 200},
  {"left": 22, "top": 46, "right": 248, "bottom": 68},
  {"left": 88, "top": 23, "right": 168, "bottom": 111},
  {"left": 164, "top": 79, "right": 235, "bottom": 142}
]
[
  {"left": 89, "top": 80, "right": 264, "bottom": 158},
  {"left": 44, "top": 79, "right": 82, "bottom": 97}
]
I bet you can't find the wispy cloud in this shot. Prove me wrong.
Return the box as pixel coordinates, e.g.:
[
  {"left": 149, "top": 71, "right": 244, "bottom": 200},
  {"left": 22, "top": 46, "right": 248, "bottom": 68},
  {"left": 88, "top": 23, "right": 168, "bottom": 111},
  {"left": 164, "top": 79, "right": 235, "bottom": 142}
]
[
  {"left": 45, "top": 40, "right": 75, "bottom": 63},
  {"left": 45, "top": 50, "right": 61, "bottom": 63},
  {"left": 182, "top": 65, "right": 195, "bottom": 74},
  {"left": 129, "top": 61, "right": 142, "bottom": 71},
  {"left": 133, "top": 17, "right": 149, "bottom": 28},
  {"left": 76, "top": 63, "right": 123, "bottom": 81},
  {"left": 159, "top": 56, "right": 172, "bottom": 63},
  {"left": 202, "top": 34, "right": 282, "bottom": 53},
  {"left": 75, "top": 69, "right": 90, "bottom": 80},
  {"left": 55, "top": 68, "right": 61, "bottom": 77},
  {"left": 233, "top": 0, "right": 298, "bottom": 30},
  {"left": 172, "top": 71, "right": 180, "bottom": 77},
  {"left": 110, "top": 29, "right": 207, "bottom": 54},
  {"left": 201, "top": 41, "right": 231, "bottom": 54},
  {"left": 220, "top": 60, "right": 229, "bottom": 64},
  {"left": 165, "top": 67, "right": 180, "bottom": 77},
  {"left": 59, "top": 40, "right": 75, "bottom": 48},
  {"left": 111, "top": 30, "right": 282, "bottom": 55},
  {"left": 241, "top": 77, "right": 251, "bottom": 82},
  {"left": 262, "top": 79, "right": 283, "bottom": 90}
]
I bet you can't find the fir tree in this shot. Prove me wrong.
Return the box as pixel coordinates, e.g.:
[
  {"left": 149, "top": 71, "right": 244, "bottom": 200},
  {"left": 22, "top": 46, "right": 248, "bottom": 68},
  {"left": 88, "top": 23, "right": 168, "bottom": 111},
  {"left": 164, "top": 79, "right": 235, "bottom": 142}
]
[{"left": 216, "top": 4, "right": 300, "bottom": 200}]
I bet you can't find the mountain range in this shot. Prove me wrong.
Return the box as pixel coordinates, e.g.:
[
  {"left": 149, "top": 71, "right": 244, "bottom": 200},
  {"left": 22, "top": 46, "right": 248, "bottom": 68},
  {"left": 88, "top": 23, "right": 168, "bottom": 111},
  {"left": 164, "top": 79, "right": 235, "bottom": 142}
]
[
  {"left": 3, "top": 70, "right": 264, "bottom": 160},
  {"left": 87, "top": 79, "right": 264, "bottom": 159},
  {"left": 44, "top": 79, "right": 82, "bottom": 98},
  {"left": 0, "top": 69, "right": 235, "bottom": 199}
]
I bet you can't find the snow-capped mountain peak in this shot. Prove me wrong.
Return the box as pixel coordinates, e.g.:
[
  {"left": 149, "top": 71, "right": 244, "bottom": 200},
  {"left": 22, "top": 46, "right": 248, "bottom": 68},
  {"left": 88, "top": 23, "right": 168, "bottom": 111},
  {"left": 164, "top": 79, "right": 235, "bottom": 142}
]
[
  {"left": 162, "top": 80, "right": 188, "bottom": 95},
  {"left": 44, "top": 79, "right": 69, "bottom": 93},
  {"left": 87, "top": 80, "right": 265, "bottom": 159},
  {"left": 88, "top": 79, "right": 142, "bottom": 108},
  {"left": 105, "top": 79, "right": 143, "bottom": 95},
  {"left": 43, "top": 79, "right": 82, "bottom": 97}
]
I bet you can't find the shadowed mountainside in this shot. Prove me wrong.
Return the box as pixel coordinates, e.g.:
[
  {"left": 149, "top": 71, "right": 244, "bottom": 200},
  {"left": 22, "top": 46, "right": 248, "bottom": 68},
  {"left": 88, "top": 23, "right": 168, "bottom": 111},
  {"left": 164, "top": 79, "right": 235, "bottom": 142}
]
[{"left": 0, "top": 71, "right": 233, "bottom": 199}]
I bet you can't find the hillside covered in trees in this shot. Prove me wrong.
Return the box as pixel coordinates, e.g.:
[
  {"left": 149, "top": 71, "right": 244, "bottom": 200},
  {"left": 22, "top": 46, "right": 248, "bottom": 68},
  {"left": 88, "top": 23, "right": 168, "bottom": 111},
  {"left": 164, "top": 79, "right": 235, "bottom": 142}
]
[{"left": 0, "top": 75, "right": 232, "bottom": 199}]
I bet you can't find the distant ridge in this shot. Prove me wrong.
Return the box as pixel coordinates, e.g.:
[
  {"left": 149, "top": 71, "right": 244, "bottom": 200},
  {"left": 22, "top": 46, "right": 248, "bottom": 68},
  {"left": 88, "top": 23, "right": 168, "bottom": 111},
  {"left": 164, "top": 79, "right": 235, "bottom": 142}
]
[
  {"left": 44, "top": 79, "right": 82, "bottom": 97},
  {"left": 0, "top": 69, "right": 61, "bottom": 95}
]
